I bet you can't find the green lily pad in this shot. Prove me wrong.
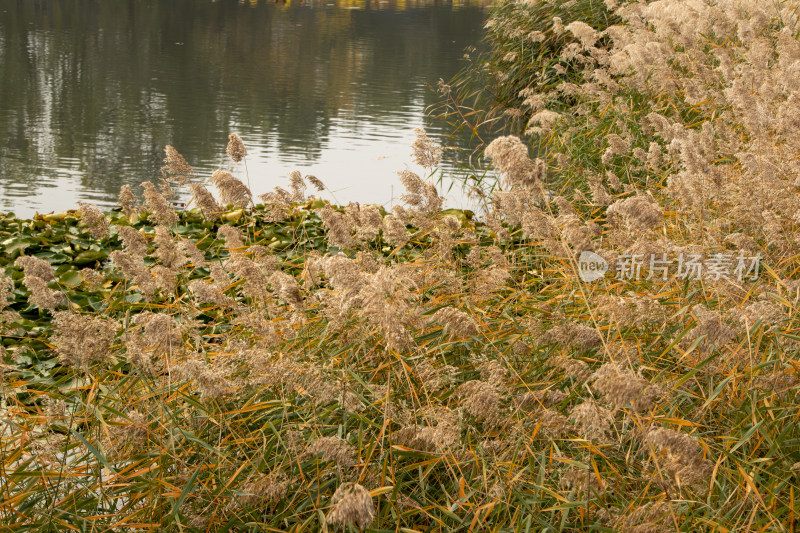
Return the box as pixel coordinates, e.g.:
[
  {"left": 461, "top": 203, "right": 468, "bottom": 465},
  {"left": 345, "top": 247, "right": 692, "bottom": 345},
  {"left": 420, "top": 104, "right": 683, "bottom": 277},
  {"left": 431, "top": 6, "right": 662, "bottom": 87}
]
[
  {"left": 73, "top": 250, "right": 108, "bottom": 266},
  {"left": 48, "top": 253, "right": 73, "bottom": 264},
  {"left": 49, "top": 244, "right": 72, "bottom": 254},
  {"left": 59, "top": 270, "right": 84, "bottom": 288},
  {"left": 2, "top": 236, "right": 33, "bottom": 256}
]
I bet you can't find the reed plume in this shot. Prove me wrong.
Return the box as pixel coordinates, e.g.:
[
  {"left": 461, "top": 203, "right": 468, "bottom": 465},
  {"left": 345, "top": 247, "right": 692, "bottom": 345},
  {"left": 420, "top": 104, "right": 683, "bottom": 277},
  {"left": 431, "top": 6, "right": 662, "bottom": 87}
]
[
  {"left": 226, "top": 133, "right": 247, "bottom": 163},
  {"left": 210, "top": 170, "right": 252, "bottom": 208}
]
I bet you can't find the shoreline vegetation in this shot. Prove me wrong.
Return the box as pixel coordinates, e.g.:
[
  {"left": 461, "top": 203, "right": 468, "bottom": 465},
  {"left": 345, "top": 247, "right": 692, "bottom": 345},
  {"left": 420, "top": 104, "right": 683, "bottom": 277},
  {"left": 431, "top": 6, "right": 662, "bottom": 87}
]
[{"left": 2, "top": 0, "right": 800, "bottom": 531}]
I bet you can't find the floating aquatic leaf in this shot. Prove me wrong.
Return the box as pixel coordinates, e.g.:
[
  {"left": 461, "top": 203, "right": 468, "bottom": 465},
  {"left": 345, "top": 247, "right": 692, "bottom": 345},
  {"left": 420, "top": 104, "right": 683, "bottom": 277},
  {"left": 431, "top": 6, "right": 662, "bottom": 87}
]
[
  {"left": 58, "top": 270, "right": 84, "bottom": 288},
  {"left": 73, "top": 250, "right": 107, "bottom": 266}
]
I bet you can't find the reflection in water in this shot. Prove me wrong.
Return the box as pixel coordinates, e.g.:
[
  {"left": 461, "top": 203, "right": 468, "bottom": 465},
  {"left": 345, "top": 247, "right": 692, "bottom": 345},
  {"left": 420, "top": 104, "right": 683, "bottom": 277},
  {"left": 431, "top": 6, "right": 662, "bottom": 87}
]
[{"left": 0, "top": 0, "right": 487, "bottom": 217}]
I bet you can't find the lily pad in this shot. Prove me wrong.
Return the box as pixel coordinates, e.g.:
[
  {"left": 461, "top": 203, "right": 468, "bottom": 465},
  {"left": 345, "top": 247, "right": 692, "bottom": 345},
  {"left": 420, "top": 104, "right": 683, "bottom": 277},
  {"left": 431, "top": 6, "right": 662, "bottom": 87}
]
[
  {"left": 2, "top": 236, "right": 33, "bottom": 256},
  {"left": 73, "top": 250, "right": 108, "bottom": 266},
  {"left": 59, "top": 270, "right": 84, "bottom": 288}
]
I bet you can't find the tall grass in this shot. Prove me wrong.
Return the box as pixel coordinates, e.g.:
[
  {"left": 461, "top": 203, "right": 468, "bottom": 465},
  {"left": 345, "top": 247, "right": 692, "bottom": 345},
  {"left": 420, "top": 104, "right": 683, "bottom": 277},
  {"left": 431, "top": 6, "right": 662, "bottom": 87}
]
[
  {"left": 429, "top": 0, "right": 618, "bottom": 195},
  {"left": 2, "top": 0, "right": 800, "bottom": 530}
]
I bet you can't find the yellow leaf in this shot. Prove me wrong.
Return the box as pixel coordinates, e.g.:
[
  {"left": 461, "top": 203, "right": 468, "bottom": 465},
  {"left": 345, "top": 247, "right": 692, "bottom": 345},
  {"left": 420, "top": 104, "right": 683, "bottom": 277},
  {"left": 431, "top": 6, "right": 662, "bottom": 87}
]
[
  {"left": 657, "top": 417, "right": 702, "bottom": 427},
  {"left": 369, "top": 486, "right": 394, "bottom": 497}
]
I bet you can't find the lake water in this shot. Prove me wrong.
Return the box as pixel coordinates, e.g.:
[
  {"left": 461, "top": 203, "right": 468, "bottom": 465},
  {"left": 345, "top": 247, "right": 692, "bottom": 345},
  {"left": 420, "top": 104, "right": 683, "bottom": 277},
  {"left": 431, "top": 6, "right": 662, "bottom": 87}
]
[{"left": 0, "top": 0, "right": 488, "bottom": 219}]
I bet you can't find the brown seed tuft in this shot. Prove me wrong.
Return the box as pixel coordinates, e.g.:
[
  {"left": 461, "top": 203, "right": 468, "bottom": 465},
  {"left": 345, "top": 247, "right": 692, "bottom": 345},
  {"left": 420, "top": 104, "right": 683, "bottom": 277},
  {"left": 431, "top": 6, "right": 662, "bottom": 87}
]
[
  {"left": 570, "top": 399, "right": 614, "bottom": 442},
  {"left": 141, "top": 181, "right": 179, "bottom": 226},
  {"left": 397, "top": 170, "right": 443, "bottom": 215},
  {"left": 550, "top": 355, "right": 592, "bottom": 382},
  {"left": 117, "top": 185, "right": 140, "bottom": 217},
  {"left": 116, "top": 226, "right": 149, "bottom": 258},
  {"left": 188, "top": 182, "right": 221, "bottom": 221},
  {"left": 645, "top": 427, "right": 713, "bottom": 490},
  {"left": 429, "top": 307, "right": 478, "bottom": 338},
  {"left": 306, "top": 175, "right": 326, "bottom": 191},
  {"left": 77, "top": 202, "right": 109, "bottom": 239},
  {"left": 484, "top": 135, "right": 546, "bottom": 191},
  {"left": 173, "top": 358, "right": 233, "bottom": 400},
  {"left": 325, "top": 482, "right": 375, "bottom": 530},
  {"left": 240, "top": 470, "right": 289, "bottom": 507},
  {"left": 162, "top": 145, "right": 194, "bottom": 182},
  {"left": 226, "top": 133, "right": 247, "bottom": 163},
  {"left": 606, "top": 194, "right": 663, "bottom": 231},
  {"left": 303, "top": 436, "right": 357, "bottom": 468},
  {"left": 455, "top": 380, "right": 502, "bottom": 426},
  {"left": 591, "top": 363, "right": 662, "bottom": 412},
  {"left": 288, "top": 170, "right": 306, "bottom": 202},
  {"left": 109, "top": 250, "right": 157, "bottom": 300},
  {"left": 209, "top": 170, "right": 252, "bottom": 208},
  {"left": 15, "top": 255, "right": 55, "bottom": 281},
  {"left": 51, "top": 311, "right": 118, "bottom": 369},
  {"left": 15, "top": 256, "right": 63, "bottom": 310},
  {"left": 411, "top": 127, "right": 443, "bottom": 169},
  {"left": 381, "top": 213, "right": 408, "bottom": 246}
]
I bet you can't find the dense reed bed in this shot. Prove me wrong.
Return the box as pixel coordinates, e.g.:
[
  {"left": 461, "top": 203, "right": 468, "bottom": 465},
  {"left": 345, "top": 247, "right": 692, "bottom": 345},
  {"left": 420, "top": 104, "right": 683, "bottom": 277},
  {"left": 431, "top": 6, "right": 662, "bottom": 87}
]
[{"left": 2, "top": 0, "right": 800, "bottom": 531}]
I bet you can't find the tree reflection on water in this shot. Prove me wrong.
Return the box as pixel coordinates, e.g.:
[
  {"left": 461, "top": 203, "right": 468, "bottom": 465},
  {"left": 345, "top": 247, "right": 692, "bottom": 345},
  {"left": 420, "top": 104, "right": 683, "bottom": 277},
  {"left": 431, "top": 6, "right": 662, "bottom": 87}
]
[{"left": 0, "top": 0, "right": 488, "bottom": 216}]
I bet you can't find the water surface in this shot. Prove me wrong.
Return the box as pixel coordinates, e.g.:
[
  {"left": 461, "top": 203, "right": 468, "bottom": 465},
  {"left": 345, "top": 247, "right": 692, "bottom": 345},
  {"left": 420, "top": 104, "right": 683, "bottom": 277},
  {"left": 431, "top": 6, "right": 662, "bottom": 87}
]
[{"left": 0, "top": 0, "right": 487, "bottom": 218}]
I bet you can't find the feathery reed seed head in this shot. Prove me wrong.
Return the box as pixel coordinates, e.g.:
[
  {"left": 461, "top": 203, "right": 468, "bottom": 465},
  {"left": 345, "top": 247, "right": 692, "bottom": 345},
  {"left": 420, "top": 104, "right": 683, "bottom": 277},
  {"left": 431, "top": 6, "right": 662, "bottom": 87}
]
[
  {"left": 411, "top": 127, "right": 443, "bottom": 169},
  {"left": 210, "top": 170, "right": 252, "bottom": 208},
  {"left": 52, "top": 311, "right": 117, "bottom": 369},
  {"left": 162, "top": 145, "right": 194, "bottom": 182},
  {"left": 141, "top": 181, "right": 179, "bottom": 226},
  {"left": 226, "top": 133, "right": 247, "bottom": 163},
  {"left": 77, "top": 202, "right": 109, "bottom": 239},
  {"left": 325, "top": 482, "right": 375, "bottom": 530},
  {"left": 304, "top": 436, "right": 357, "bottom": 468},
  {"left": 117, "top": 185, "right": 139, "bottom": 217}
]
